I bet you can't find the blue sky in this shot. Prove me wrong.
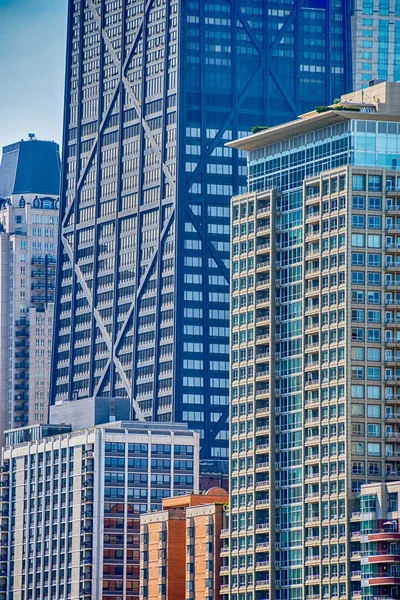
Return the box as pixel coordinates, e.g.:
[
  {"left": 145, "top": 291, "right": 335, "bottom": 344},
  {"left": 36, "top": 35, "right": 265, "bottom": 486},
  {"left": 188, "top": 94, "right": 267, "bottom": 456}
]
[{"left": 0, "top": 0, "right": 67, "bottom": 151}]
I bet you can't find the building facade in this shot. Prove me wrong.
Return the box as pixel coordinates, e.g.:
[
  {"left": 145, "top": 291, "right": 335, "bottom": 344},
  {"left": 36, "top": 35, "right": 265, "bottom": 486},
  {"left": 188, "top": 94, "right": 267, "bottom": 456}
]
[
  {"left": 223, "top": 81, "right": 400, "bottom": 600},
  {"left": 351, "top": 0, "right": 400, "bottom": 91},
  {"left": 0, "top": 138, "right": 60, "bottom": 443},
  {"left": 0, "top": 421, "right": 199, "bottom": 600},
  {"left": 51, "top": 0, "right": 352, "bottom": 460},
  {"left": 140, "top": 488, "right": 228, "bottom": 600}
]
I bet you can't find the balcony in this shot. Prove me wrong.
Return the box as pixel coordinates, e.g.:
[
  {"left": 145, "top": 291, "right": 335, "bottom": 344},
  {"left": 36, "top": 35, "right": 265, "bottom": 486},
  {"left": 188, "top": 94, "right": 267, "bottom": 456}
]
[
  {"left": 15, "top": 330, "right": 29, "bottom": 338},
  {"left": 255, "top": 579, "right": 269, "bottom": 589}
]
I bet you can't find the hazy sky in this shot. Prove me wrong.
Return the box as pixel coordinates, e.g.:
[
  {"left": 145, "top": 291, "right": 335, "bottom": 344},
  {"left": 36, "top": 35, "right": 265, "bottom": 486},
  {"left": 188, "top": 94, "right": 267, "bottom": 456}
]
[{"left": 0, "top": 0, "right": 67, "bottom": 151}]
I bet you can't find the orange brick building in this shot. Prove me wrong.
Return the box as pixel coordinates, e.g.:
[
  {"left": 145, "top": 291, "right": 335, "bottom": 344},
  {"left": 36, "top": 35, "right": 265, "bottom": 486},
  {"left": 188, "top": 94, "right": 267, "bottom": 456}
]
[{"left": 140, "top": 487, "right": 228, "bottom": 600}]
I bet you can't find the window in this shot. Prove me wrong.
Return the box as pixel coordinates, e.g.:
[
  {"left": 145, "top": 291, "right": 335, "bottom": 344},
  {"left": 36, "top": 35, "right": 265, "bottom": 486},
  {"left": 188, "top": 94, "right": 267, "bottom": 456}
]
[
  {"left": 368, "top": 175, "right": 382, "bottom": 192},
  {"left": 367, "top": 386, "right": 380, "bottom": 399},
  {"left": 367, "top": 329, "right": 381, "bottom": 345},
  {"left": 367, "top": 405, "right": 381, "bottom": 418},
  {"left": 368, "top": 254, "right": 381, "bottom": 267},
  {"left": 368, "top": 197, "right": 381, "bottom": 210},
  {"left": 367, "top": 367, "right": 381, "bottom": 381},
  {"left": 368, "top": 424, "right": 381, "bottom": 437},
  {"left": 352, "top": 234, "right": 365, "bottom": 247},
  {"left": 352, "top": 253, "right": 365, "bottom": 266},
  {"left": 352, "top": 215, "right": 365, "bottom": 228},
  {"left": 368, "top": 234, "right": 381, "bottom": 248},
  {"left": 367, "top": 442, "right": 381, "bottom": 456},
  {"left": 368, "top": 272, "right": 381, "bottom": 286},
  {"left": 352, "top": 196, "right": 365, "bottom": 209},
  {"left": 352, "top": 347, "right": 365, "bottom": 361},
  {"left": 368, "top": 216, "right": 381, "bottom": 229},
  {"left": 367, "top": 291, "right": 380, "bottom": 304},
  {"left": 352, "top": 175, "right": 365, "bottom": 191},
  {"left": 351, "top": 404, "right": 365, "bottom": 417},
  {"left": 352, "top": 442, "right": 365, "bottom": 455},
  {"left": 367, "top": 348, "right": 380, "bottom": 361},
  {"left": 352, "top": 272, "right": 365, "bottom": 285},
  {"left": 351, "top": 385, "right": 364, "bottom": 399}
]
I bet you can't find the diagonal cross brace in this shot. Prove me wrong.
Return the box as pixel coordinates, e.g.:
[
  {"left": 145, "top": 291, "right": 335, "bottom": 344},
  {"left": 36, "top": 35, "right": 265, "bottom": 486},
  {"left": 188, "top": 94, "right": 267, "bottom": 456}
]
[
  {"left": 87, "top": 0, "right": 176, "bottom": 193},
  {"left": 61, "top": 233, "right": 145, "bottom": 420}
]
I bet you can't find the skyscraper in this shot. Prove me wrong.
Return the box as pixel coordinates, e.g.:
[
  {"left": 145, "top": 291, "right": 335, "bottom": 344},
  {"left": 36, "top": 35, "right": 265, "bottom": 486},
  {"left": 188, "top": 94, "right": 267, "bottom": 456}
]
[
  {"left": 351, "top": 0, "right": 400, "bottom": 90},
  {"left": 0, "top": 137, "right": 60, "bottom": 443},
  {"left": 51, "top": 0, "right": 352, "bottom": 459},
  {"left": 223, "top": 81, "right": 400, "bottom": 600}
]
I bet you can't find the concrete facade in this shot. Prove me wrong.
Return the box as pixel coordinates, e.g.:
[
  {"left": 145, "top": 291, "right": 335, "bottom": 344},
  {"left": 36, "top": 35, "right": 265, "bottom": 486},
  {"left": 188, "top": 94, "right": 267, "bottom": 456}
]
[
  {"left": 0, "top": 421, "right": 199, "bottom": 600},
  {"left": 224, "top": 82, "right": 400, "bottom": 600},
  {"left": 0, "top": 137, "right": 60, "bottom": 445},
  {"left": 0, "top": 193, "right": 58, "bottom": 443}
]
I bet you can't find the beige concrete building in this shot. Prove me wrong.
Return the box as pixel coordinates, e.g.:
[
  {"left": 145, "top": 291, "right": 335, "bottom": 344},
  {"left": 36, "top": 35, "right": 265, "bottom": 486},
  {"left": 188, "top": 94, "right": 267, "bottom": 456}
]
[
  {"left": 0, "top": 138, "right": 60, "bottom": 444},
  {"left": 0, "top": 420, "right": 199, "bottom": 600},
  {"left": 223, "top": 82, "right": 400, "bottom": 600}
]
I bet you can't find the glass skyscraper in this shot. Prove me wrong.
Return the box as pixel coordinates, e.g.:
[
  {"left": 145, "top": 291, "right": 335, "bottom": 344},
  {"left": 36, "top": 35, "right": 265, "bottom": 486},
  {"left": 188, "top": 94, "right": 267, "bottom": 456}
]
[
  {"left": 351, "top": 0, "right": 400, "bottom": 90},
  {"left": 223, "top": 81, "right": 400, "bottom": 600},
  {"left": 51, "top": 0, "right": 351, "bottom": 460}
]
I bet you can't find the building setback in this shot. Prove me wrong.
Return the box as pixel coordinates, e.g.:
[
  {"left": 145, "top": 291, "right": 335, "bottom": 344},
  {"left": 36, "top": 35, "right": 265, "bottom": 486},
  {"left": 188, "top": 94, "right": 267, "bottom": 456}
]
[
  {"left": 51, "top": 0, "right": 352, "bottom": 460},
  {"left": 140, "top": 488, "right": 228, "bottom": 600},
  {"left": 0, "top": 138, "right": 60, "bottom": 444},
  {"left": 0, "top": 421, "right": 199, "bottom": 600},
  {"left": 223, "top": 81, "right": 400, "bottom": 600}
]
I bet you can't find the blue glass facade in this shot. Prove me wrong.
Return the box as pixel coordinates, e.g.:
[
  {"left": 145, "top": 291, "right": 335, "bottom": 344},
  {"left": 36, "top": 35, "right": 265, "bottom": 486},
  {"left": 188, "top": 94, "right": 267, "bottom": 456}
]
[
  {"left": 352, "top": 0, "right": 400, "bottom": 88},
  {"left": 51, "top": 0, "right": 351, "bottom": 460}
]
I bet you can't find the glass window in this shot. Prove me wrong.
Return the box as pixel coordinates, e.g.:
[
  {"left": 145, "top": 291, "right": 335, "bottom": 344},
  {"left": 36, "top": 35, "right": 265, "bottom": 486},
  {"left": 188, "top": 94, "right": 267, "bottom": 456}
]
[
  {"left": 351, "top": 385, "right": 364, "bottom": 398},
  {"left": 352, "top": 234, "right": 365, "bottom": 247},
  {"left": 368, "top": 329, "right": 381, "bottom": 342},
  {"left": 367, "top": 385, "right": 380, "bottom": 399},
  {"left": 367, "top": 234, "right": 381, "bottom": 248},
  {"left": 352, "top": 347, "right": 365, "bottom": 360},
  {"left": 352, "top": 272, "right": 365, "bottom": 285},
  {"left": 352, "top": 175, "right": 366, "bottom": 191},
  {"left": 368, "top": 175, "right": 382, "bottom": 192},
  {"left": 368, "top": 272, "right": 381, "bottom": 286},
  {"left": 367, "top": 404, "right": 381, "bottom": 418},
  {"left": 367, "top": 442, "right": 381, "bottom": 456},
  {"left": 368, "top": 423, "right": 381, "bottom": 437},
  {"left": 351, "top": 253, "right": 365, "bottom": 266},
  {"left": 352, "top": 215, "right": 365, "bottom": 228},
  {"left": 367, "top": 348, "right": 380, "bottom": 361},
  {"left": 367, "top": 367, "right": 381, "bottom": 380},
  {"left": 368, "top": 216, "right": 382, "bottom": 229},
  {"left": 352, "top": 442, "right": 365, "bottom": 455},
  {"left": 368, "top": 197, "right": 381, "bottom": 210},
  {"left": 368, "top": 254, "right": 381, "bottom": 267},
  {"left": 351, "top": 404, "right": 365, "bottom": 417}
]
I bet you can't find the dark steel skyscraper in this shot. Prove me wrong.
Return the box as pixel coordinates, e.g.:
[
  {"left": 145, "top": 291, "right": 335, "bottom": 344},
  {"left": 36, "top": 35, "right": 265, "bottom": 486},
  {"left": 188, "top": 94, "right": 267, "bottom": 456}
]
[{"left": 51, "top": 0, "right": 352, "bottom": 460}]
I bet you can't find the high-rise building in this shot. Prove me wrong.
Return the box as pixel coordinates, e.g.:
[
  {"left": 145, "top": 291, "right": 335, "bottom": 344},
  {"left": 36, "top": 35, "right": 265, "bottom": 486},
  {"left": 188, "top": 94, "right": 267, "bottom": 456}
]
[
  {"left": 51, "top": 0, "right": 352, "bottom": 460},
  {"left": 223, "top": 81, "right": 400, "bottom": 600},
  {"left": 351, "top": 0, "right": 400, "bottom": 90},
  {"left": 140, "top": 487, "right": 228, "bottom": 600},
  {"left": 0, "top": 137, "right": 60, "bottom": 443},
  {"left": 0, "top": 419, "right": 199, "bottom": 600}
]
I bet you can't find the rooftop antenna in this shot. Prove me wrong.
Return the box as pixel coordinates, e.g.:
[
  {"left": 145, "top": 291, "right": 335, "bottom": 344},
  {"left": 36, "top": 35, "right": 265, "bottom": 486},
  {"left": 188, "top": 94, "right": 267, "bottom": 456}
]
[{"left": 28, "top": 133, "right": 36, "bottom": 141}]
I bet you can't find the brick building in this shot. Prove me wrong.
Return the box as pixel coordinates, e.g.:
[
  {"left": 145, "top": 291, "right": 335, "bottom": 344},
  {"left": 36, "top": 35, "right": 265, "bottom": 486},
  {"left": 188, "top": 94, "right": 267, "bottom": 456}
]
[{"left": 140, "top": 488, "right": 228, "bottom": 600}]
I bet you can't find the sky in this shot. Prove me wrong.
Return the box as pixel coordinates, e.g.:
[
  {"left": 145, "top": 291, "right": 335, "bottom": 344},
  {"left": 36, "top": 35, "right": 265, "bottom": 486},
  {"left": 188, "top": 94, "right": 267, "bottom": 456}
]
[{"left": 0, "top": 0, "right": 67, "bottom": 152}]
